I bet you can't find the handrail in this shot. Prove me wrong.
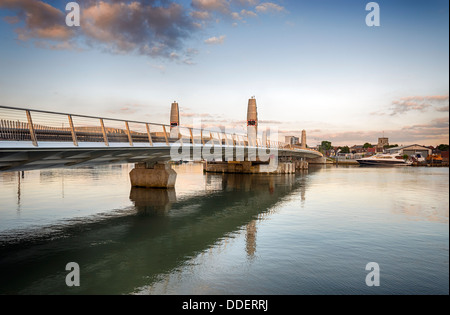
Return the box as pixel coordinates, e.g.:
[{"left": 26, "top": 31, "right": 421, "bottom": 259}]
[
  {"left": 0, "top": 105, "right": 285, "bottom": 149},
  {"left": 0, "top": 105, "right": 322, "bottom": 156}
]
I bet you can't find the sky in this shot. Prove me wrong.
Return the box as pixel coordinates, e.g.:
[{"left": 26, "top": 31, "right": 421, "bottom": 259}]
[{"left": 0, "top": 0, "right": 448, "bottom": 146}]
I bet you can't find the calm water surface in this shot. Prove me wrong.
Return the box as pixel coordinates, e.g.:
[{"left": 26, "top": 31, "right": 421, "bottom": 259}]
[{"left": 0, "top": 164, "right": 448, "bottom": 294}]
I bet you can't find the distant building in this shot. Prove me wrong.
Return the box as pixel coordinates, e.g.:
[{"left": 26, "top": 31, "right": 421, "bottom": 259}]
[
  {"left": 350, "top": 145, "right": 364, "bottom": 153},
  {"left": 441, "top": 151, "right": 449, "bottom": 164},
  {"left": 285, "top": 136, "right": 299, "bottom": 145},
  {"left": 378, "top": 137, "right": 389, "bottom": 148},
  {"left": 385, "top": 144, "right": 432, "bottom": 158}
]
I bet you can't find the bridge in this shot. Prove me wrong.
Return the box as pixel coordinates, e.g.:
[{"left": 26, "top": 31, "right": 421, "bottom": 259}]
[{"left": 0, "top": 98, "right": 322, "bottom": 187}]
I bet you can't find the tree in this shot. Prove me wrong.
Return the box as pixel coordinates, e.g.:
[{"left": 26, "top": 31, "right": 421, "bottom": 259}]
[
  {"left": 340, "top": 146, "right": 350, "bottom": 153},
  {"left": 437, "top": 144, "right": 449, "bottom": 151},
  {"left": 320, "top": 141, "right": 332, "bottom": 151},
  {"left": 363, "top": 142, "right": 373, "bottom": 148}
]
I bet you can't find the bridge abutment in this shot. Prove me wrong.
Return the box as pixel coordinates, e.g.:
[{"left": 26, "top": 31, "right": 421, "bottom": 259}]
[{"left": 129, "top": 162, "right": 177, "bottom": 188}]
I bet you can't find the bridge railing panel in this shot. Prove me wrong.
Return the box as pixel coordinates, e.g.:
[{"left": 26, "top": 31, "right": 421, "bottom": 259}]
[
  {"left": 70, "top": 116, "right": 105, "bottom": 144},
  {"left": 191, "top": 128, "right": 203, "bottom": 145},
  {"left": 0, "top": 107, "right": 33, "bottom": 142},
  {"left": 145, "top": 124, "right": 168, "bottom": 145},
  {"left": 199, "top": 130, "right": 213, "bottom": 146},
  {"left": 166, "top": 126, "right": 180, "bottom": 143},
  {"left": 102, "top": 119, "right": 130, "bottom": 144},
  {"left": 222, "top": 133, "right": 233, "bottom": 146},
  {"left": 128, "top": 122, "right": 150, "bottom": 145},
  {"left": 217, "top": 132, "right": 224, "bottom": 146},
  {"left": 28, "top": 111, "right": 73, "bottom": 143},
  {"left": 178, "top": 126, "right": 193, "bottom": 145},
  {"left": 209, "top": 132, "right": 220, "bottom": 146}
]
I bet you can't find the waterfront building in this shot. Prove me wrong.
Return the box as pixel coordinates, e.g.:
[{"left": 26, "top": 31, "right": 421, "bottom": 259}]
[{"left": 385, "top": 144, "right": 432, "bottom": 158}]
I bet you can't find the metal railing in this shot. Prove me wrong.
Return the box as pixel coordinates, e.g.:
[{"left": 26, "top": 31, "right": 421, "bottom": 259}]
[{"left": 0, "top": 105, "right": 290, "bottom": 150}]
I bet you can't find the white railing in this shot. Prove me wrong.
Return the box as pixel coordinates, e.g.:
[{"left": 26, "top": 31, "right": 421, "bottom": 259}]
[{"left": 0, "top": 105, "right": 289, "bottom": 150}]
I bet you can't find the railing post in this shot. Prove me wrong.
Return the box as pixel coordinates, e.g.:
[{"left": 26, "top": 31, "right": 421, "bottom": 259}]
[
  {"left": 68, "top": 114, "right": 78, "bottom": 146},
  {"left": 145, "top": 123, "right": 153, "bottom": 146},
  {"left": 26, "top": 110, "right": 38, "bottom": 147},
  {"left": 224, "top": 133, "right": 229, "bottom": 146},
  {"left": 210, "top": 132, "right": 214, "bottom": 147},
  {"left": 162, "top": 125, "right": 169, "bottom": 145},
  {"left": 125, "top": 121, "right": 133, "bottom": 146},
  {"left": 99, "top": 118, "right": 109, "bottom": 146},
  {"left": 189, "top": 128, "right": 194, "bottom": 145},
  {"left": 201, "top": 129, "right": 205, "bottom": 146}
]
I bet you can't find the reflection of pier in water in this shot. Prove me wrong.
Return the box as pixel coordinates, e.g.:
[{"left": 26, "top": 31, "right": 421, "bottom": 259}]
[{"left": 0, "top": 170, "right": 312, "bottom": 294}]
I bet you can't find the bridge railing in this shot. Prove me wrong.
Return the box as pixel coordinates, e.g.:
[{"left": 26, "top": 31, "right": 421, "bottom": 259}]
[{"left": 0, "top": 105, "right": 293, "bottom": 150}]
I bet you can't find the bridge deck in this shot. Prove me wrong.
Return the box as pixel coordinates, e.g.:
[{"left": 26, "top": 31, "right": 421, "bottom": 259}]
[{"left": 0, "top": 105, "right": 322, "bottom": 171}]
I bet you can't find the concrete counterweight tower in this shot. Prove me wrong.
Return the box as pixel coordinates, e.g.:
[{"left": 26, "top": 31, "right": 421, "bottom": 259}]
[
  {"left": 170, "top": 101, "right": 180, "bottom": 138},
  {"left": 300, "top": 130, "right": 307, "bottom": 149},
  {"left": 247, "top": 96, "right": 258, "bottom": 145}
]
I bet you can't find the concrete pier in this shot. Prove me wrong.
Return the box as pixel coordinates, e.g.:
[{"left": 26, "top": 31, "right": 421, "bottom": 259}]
[
  {"left": 130, "top": 162, "right": 177, "bottom": 188},
  {"left": 203, "top": 159, "right": 308, "bottom": 174}
]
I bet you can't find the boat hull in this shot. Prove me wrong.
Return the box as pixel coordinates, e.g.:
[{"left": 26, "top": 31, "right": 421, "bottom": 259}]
[{"left": 357, "top": 159, "right": 410, "bottom": 166}]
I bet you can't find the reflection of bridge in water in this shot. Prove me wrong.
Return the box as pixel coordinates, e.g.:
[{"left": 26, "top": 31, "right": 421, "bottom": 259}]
[
  {"left": 0, "top": 169, "right": 311, "bottom": 294},
  {"left": 0, "top": 98, "right": 322, "bottom": 187}
]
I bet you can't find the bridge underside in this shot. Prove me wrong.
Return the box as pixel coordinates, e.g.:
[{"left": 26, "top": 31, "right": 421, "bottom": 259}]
[{"left": 0, "top": 142, "right": 321, "bottom": 172}]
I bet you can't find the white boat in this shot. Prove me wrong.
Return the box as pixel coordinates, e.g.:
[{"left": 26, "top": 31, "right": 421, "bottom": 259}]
[{"left": 356, "top": 153, "right": 412, "bottom": 166}]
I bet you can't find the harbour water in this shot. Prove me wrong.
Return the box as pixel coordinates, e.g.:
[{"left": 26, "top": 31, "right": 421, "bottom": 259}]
[{"left": 0, "top": 164, "right": 448, "bottom": 294}]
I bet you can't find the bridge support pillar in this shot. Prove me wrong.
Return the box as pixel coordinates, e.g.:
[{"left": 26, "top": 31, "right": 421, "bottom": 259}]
[
  {"left": 295, "top": 160, "right": 308, "bottom": 171},
  {"left": 129, "top": 162, "right": 177, "bottom": 188}
]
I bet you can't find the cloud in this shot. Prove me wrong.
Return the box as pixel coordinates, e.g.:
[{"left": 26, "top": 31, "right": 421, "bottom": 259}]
[
  {"left": 232, "top": 0, "right": 260, "bottom": 6},
  {"left": 231, "top": 12, "right": 242, "bottom": 20},
  {"left": 1, "top": 0, "right": 287, "bottom": 61},
  {"left": 390, "top": 100, "right": 431, "bottom": 116},
  {"left": 0, "top": 0, "right": 197, "bottom": 59},
  {"left": 192, "top": 0, "right": 231, "bottom": 15},
  {"left": 255, "top": 2, "right": 286, "bottom": 13},
  {"left": 181, "top": 112, "right": 214, "bottom": 119},
  {"left": 403, "top": 117, "right": 449, "bottom": 130},
  {"left": 82, "top": 1, "right": 196, "bottom": 58},
  {"left": 149, "top": 63, "right": 166, "bottom": 73},
  {"left": 400, "top": 95, "right": 449, "bottom": 102},
  {"left": 204, "top": 35, "right": 226, "bottom": 45},
  {"left": 301, "top": 116, "right": 449, "bottom": 146},
  {"left": 436, "top": 105, "right": 449, "bottom": 112},
  {"left": 34, "top": 40, "right": 81, "bottom": 51},
  {"left": 0, "top": 0, "right": 74, "bottom": 40},
  {"left": 3, "top": 15, "right": 20, "bottom": 24},
  {"left": 388, "top": 94, "right": 449, "bottom": 116},
  {"left": 191, "top": 10, "right": 212, "bottom": 20},
  {"left": 106, "top": 103, "right": 144, "bottom": 115},
  {"left": 240, "top": 9, "right": 258, "bottom": 17}
]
